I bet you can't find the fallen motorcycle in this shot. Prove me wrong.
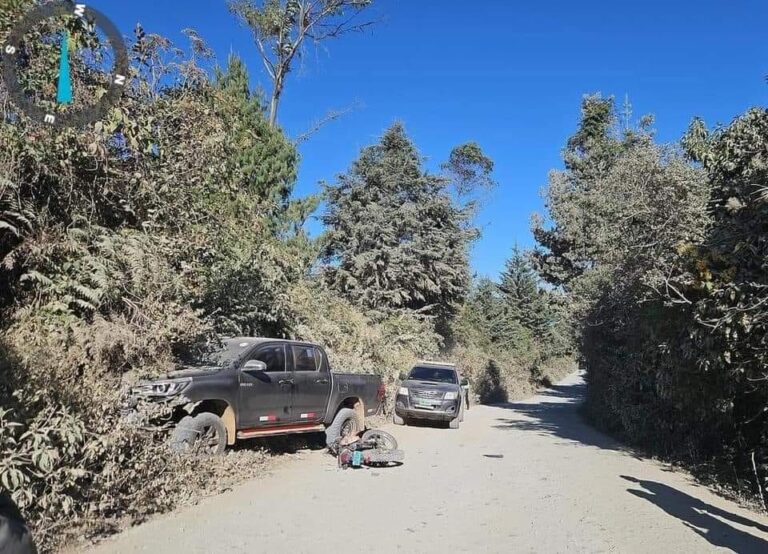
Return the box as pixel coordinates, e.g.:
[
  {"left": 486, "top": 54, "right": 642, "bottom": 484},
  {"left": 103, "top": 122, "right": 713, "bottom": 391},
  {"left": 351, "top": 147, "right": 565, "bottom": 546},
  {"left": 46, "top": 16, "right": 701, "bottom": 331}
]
[{"left": 333, "top": 429, "right": 404, "bottom": 469}]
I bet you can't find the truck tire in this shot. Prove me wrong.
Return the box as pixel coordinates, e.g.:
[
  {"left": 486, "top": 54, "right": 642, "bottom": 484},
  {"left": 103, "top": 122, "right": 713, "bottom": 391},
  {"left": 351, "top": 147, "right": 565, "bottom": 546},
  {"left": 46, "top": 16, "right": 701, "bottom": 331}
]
[
  {"left": 169, "top": 416, "right": 195, "bottom": 452},
  {"left": 170, "top": 413, "right": 227, "bottom": 454},
  {"left": 392, "top": 412, "right": 405, "bottom": 426},
  {"left": 326, "top": 408, "right": 359, "bottom": 453},
  {"left": 449, "top": 403, "right": 463, "bottom": 429}
]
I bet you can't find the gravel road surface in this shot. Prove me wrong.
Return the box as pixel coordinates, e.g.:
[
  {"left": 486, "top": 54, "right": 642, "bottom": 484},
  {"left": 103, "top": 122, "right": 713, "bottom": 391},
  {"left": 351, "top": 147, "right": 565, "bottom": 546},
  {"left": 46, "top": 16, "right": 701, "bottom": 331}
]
[{"left": 84, "top": 371, "right": 768, "bottom": 553}]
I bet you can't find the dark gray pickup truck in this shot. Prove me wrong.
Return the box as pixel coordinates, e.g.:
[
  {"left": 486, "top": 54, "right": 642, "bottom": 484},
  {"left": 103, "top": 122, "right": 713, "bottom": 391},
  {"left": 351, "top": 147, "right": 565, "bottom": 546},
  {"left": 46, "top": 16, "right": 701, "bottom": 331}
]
[
  {"left": 125, "top": 338, "right": 384, "bottom": 453},
  {"left": 393, "top": 361, "right": 468, "bottom": 429}
]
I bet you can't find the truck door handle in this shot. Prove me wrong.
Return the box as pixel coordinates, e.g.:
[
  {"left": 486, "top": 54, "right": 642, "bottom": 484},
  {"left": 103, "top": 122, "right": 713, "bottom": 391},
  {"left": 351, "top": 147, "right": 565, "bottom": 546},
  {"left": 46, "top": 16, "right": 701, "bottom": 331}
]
[
  {"left": 315, "top": 378, "right": 329, "bottom": 384},
  {"left": 278, "top": 379, "right": 294, "bottom": 386}
]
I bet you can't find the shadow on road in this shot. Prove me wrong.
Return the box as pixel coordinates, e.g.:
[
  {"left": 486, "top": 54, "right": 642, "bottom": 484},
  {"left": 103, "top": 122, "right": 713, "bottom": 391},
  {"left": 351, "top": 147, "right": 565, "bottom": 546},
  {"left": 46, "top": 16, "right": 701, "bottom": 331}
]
[
  {"left": 490, "top": 377, "right": 768, "bottom": 552},
  {"left": 536, "top": 383, "right": 583, "bottom": 399},
  {"left": 402, "top": 417, "right": 452, "bottom": 429},
  {"left": 491, "top": 379, "right": 625, "bottom": 452},
  {"left": 622, "top": 476, "right": 768, "bottom": 553},
  {"left": 234, "top": 432, "right": 328, "bottom": 454}
]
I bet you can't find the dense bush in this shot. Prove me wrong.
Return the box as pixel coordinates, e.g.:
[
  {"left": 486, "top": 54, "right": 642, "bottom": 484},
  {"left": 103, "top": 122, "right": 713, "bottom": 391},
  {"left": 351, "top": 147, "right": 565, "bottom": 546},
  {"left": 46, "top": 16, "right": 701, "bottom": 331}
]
[
  {"left": 534, "top": 94, "right": 768, "bottom": 501},
  {"left": 287, "top": 280, "right": 440, "bottom": 396},
  {"left": 0, "top": 8, "right": 308, "bottom": 549}
]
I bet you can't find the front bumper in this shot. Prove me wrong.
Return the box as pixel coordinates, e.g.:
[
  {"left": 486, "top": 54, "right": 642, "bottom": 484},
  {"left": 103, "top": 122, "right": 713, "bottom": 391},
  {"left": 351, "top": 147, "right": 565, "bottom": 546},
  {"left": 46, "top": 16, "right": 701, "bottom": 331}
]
[
  {"left": 395, "top": 395, "right": 460, "bottom": 421},
  {"left": 119, "top": 393, "right": 192, "bottom": 427}
]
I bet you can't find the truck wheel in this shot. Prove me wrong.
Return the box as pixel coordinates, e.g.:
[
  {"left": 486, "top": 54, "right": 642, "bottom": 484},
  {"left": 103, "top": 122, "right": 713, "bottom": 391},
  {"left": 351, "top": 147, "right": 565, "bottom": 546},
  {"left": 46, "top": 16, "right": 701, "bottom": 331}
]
[
  {"left": 449, "top": 403, "right": 463, "bottom": 429},
  {"left": 169, "top": 416, "right": 195, "bottom": 452},
  {"left": 392, "top": 412, "right": 405, "bottom": 426},
  {"left": 326, "top": 408, "right": 359, "bottom": 453},
  {"left": 170, "top": 413, "right": 227, "bottom": 454}
]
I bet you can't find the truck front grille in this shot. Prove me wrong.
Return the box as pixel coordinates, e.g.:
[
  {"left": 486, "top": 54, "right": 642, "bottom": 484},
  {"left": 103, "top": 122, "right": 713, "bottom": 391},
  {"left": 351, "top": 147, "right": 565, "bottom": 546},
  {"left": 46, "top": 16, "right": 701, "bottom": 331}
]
[{"left": 412, "top": 389, "right": 443, "bottom": 400}]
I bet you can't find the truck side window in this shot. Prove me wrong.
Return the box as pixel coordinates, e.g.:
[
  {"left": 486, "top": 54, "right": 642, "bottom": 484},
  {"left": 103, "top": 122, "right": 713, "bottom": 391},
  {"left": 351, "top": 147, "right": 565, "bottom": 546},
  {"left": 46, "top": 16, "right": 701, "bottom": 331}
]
[
  {"left": 252, "top": 345, "right": 285, "bottom": 372},
  {"left": 292, "top": 345, "right": 318, "bottom": 372}
]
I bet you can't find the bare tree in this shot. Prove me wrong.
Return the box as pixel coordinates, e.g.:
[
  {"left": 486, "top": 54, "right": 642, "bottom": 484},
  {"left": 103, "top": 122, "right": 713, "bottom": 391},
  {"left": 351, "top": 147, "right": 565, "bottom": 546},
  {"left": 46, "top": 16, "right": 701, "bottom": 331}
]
[{"left": 228, "top": 0, "right": 375, "bottom": 127}]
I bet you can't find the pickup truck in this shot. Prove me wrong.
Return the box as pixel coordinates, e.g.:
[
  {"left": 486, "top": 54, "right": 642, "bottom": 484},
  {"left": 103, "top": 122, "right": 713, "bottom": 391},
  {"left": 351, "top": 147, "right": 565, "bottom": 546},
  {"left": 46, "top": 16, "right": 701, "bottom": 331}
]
[
  {"left": 393, "top": 361, "right": 468, "bottom": 429},
  {"left": 125, "top": 338, "right": 385, "bottom": 453}
]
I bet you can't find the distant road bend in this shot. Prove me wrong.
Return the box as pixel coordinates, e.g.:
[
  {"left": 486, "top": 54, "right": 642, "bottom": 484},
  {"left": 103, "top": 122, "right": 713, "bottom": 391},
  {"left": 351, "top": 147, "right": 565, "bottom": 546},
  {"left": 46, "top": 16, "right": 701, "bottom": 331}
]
[{"left": 86, "top": 372, "right": 768, "bottom": 553}]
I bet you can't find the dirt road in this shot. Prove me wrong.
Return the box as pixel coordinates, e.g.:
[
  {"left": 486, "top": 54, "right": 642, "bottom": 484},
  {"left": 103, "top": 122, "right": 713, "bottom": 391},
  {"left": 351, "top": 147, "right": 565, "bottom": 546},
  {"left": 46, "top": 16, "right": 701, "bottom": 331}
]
[{"left": 85, "top": 372, "right": 768, "bottom": 553}]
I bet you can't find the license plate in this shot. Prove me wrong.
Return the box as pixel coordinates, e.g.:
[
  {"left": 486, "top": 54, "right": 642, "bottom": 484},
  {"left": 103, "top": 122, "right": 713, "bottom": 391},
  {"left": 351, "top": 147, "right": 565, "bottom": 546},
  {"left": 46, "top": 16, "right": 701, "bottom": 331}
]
[{"left": 414, "top": 399, "right": 434, "bottom": 409}]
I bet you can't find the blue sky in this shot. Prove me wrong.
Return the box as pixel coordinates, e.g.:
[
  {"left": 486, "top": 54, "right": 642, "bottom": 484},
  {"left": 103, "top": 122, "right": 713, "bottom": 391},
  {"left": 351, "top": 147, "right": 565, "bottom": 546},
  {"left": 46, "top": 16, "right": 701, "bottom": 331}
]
[{"left": 87, "top": 0, "right": 767, "bottom": 278}]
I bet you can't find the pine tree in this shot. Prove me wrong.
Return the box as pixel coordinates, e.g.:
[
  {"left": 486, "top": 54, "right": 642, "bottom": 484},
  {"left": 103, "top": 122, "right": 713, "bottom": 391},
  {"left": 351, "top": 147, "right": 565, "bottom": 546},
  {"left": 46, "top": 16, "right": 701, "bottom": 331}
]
[
  {"left": 462, "top": 278, "right": 532, "bottom": 351},
  {"left": 215, "top": 54, "right": 298, "bottom": 215},
  {"left": 498, "top": 247, "right": 548, "bottom": 337},
  {"left": 531, "top": 94, "right": 622, "bottom": 286},
  {"left": 321, "top": 123, "right": 477, "bottom": 324}
]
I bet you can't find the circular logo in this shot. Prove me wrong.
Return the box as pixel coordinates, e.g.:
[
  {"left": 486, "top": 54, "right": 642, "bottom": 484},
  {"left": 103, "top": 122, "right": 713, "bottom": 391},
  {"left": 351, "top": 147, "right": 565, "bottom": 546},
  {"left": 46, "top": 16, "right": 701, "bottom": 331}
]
[{"left": 1, "top": 1, "right": 129, "bottom": 128}]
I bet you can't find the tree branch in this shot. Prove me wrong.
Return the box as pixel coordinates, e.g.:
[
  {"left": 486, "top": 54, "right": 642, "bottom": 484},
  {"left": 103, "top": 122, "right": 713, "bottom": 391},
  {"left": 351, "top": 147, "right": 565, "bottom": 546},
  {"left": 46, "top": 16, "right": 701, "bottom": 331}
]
[{"left": 295, "top": 101, "right": 363, "bottom": 144}]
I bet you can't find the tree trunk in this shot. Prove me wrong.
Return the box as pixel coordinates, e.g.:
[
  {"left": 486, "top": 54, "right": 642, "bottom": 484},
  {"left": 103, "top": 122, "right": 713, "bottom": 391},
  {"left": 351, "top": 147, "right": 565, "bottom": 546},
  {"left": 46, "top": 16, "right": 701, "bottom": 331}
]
[
  {"left": 269, "top": 76, "right": 284, "bottom": 127},
  {"left": 269, "top": 95, "right": 279, "bottom": 127}
]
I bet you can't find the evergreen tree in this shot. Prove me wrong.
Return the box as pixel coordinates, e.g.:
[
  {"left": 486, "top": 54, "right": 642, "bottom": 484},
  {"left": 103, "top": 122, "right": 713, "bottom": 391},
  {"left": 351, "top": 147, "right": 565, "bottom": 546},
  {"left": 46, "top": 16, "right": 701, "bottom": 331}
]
[
  {"left": 532, "top": 94, "right": 622, "bottom": 286},
  {"left": 498, "top": 247, "right": 548, "bottom": 337},
  {"left": 531, "top": 94, "right": 657, "bottom": 287},
  {"left": 214, "top": 54, "right": 298, "bottom": 218},
  {"left": 464, "top": 277, "right": 532, "bottom": 351},
  {"left": 321, "top": 123, "right": 481, "bottom": 325}
]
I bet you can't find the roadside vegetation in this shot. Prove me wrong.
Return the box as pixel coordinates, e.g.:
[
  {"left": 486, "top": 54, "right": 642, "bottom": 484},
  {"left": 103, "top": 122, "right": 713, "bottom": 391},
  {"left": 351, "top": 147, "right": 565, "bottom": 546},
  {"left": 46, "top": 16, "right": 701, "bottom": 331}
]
[
  {"left": 533, "top": 95, "right": 768, "bottom": 507},
  {"left": 0, "top": 2, "right": 571, "bottom": 551},
  {"left": 5, "top": 0, "right": 764, "bottom": 550}
]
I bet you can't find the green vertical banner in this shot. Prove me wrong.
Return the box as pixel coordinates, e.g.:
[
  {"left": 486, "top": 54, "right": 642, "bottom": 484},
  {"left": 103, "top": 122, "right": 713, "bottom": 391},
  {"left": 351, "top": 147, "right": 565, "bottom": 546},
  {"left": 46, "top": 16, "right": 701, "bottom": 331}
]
[{"left": 57, "top": 31, "right": 73, "bottom": 104}]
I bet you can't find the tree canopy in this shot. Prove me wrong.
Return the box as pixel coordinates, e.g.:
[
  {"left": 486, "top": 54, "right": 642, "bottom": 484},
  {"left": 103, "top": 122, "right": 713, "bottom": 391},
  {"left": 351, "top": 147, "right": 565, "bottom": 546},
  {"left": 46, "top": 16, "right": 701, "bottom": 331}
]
[{"left": 321, "top": 123, "right": 481, "bottom": 324}]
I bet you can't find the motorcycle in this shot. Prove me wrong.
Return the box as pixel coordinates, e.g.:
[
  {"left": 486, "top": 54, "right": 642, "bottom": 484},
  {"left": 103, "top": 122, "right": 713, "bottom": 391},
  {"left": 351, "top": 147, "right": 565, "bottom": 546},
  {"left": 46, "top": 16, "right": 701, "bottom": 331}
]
[{"left": 333, "top": 429, "right": 404, "bottom": 469}]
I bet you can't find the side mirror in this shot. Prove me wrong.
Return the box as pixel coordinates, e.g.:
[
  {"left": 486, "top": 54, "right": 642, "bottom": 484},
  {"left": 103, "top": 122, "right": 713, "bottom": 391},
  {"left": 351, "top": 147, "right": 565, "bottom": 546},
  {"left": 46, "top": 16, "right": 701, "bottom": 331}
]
[
  {"left": 243, "top": 360, "right": 267, "bottom": 372},
  {"left": 460, "top": 378, "right": 469, "bottom": 386},
  {"left": 398, "top": 372, "right": 407, "bottom": 381}
]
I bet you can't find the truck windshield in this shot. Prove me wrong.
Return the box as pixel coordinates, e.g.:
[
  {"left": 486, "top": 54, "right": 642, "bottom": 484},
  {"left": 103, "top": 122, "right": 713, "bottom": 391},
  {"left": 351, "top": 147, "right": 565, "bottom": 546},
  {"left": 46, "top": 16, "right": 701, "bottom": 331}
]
[
  {"left": 408, "top": 366, "right": 457, "bottom": 384},
  {"left": 180, "top": 339, "right": 253, "bottom": 368}
]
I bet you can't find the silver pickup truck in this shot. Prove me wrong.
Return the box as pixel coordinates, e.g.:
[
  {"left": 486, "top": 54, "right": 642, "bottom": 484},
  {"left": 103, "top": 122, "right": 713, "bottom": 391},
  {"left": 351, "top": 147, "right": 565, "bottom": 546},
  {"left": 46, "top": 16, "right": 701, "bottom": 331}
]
[{"left": 393, "top": 361, "right": 468, "bottom": 429}]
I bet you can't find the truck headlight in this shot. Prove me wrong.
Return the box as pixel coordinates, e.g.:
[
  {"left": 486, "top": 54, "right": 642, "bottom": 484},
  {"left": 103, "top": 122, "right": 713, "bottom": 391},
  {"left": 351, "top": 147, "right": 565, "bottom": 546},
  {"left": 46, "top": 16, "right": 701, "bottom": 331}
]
[
  {"left": 398, "top": 387, "right": 409, "bottom": 396},
  {"left": 132, "top": 378, "right": 191, "bottom": 397},
  {"left": 444, "top": 391, "right": 458, "bottom": 400}
]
